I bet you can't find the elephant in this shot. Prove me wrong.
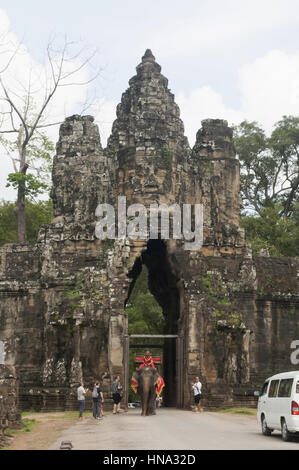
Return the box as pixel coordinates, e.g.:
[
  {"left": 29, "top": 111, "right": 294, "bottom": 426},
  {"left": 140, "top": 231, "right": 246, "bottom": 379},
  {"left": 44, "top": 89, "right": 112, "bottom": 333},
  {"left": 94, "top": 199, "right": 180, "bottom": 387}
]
[{"left": 132, "top": 366, "right": 160, "bottom": 416}]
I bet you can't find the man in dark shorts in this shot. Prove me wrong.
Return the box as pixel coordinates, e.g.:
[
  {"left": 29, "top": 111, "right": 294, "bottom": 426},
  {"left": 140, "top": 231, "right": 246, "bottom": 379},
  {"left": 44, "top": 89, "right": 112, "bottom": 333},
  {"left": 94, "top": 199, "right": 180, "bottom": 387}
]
[{"left": 192, "top": 376, "right": 202, "bottom": 413}]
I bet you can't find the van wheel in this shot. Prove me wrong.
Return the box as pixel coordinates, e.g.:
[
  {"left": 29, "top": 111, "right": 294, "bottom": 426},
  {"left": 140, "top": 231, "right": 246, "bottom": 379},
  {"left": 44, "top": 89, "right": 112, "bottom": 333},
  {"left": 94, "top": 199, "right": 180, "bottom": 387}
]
[
  {"left": 261, "top": 415, "right": 272, "bottom": 436},
  {"left": 281, "top": 419, "right": 292, "bottom": 442}
]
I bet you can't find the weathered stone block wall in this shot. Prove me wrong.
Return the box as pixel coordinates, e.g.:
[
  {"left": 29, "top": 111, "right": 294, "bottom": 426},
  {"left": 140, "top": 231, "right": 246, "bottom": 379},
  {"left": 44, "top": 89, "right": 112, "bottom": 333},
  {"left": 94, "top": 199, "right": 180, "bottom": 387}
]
[
  {"left": 177, "top": 251, "right": 299, "bottom": 408},
  {"left": 0, "top": 365, "right": 21, "bottom": 432}
]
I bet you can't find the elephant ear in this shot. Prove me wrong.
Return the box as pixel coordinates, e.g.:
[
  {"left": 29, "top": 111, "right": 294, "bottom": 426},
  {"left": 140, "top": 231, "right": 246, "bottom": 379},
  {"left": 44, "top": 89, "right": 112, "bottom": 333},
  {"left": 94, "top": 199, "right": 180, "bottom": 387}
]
[
  {"left": 153, "top": 370, "right": 159, "bottom": 385},
  {"left": 132, "top": 370, "right": 139, "bottom": 382}
]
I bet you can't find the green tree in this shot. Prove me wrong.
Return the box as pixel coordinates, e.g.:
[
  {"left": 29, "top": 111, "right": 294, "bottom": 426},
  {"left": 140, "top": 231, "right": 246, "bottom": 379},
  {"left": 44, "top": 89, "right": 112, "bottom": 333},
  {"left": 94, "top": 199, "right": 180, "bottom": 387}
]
[
  {"left": 269, "top": 116, "right": 299, "bottom": 217},
  {"left": 0, "top": 36, "right": 99, "bottom": 242},
  {"left": 234, "top": 116, "right": 299, "bottom": 257},
  {"left": 0, "top": 199, "right": 53, "bottom": 246},
  {"left": 125, "top": 265, "right": 165, "bottom": 335},
  {"left": 234, "top": 116, "right": 299, "bottom": 217},
  {"left": 240, "top": 204, "right": 299, "bottom": 257}
]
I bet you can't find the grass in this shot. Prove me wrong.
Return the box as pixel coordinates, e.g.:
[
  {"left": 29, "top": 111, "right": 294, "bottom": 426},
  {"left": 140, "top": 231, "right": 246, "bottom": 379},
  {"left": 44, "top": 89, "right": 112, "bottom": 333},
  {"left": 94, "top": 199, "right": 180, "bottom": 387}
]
[
  {"left": 18, "top": 409, "right": 112, "bottom": 420},
  {"left": 3, "top": 411, "right": 77, "bottom": 438},
  {"left": 215, "top": 407, "right": 257, "bottom": 416},
  {"left": 21, "top": 411, "right": 38, "bottom": 417},
  {"left": 19, "top": 410, "right": 78, "bottom": 420},
  {"left": 5, "top": 418, "right": 37, "bottom": 436},
  {"left": 2, "top": 409, "right": 113, "bottom": 439}
]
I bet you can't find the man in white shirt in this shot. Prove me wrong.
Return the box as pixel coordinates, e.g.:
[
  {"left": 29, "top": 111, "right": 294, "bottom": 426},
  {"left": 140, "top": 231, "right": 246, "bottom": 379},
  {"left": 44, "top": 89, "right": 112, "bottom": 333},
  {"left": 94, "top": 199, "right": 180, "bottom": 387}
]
[
  {"left": 192, "top": 376, "right": 202, "bottom": 413},
  {"left": 77, "top": 382, "right": 88, "bottom": 420}
]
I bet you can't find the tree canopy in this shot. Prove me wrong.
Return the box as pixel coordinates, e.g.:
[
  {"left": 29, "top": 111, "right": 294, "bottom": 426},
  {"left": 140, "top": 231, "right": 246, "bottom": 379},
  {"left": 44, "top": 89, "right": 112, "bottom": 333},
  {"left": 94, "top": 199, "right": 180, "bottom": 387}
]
[
  {"left": 240, "top": 204, "right": 299, "bottom": 257},
  {"left": 234, "top": 116, "right": 299, "bottom": 217},
  {"left": 0, "top": 199, "right": 53, "bottom": 246},
  {"left": 125, "top": 265, "right": 165, "bottom": 335},
  {"left": 233, "top": 116, "right": 299, "bottom": 257}
]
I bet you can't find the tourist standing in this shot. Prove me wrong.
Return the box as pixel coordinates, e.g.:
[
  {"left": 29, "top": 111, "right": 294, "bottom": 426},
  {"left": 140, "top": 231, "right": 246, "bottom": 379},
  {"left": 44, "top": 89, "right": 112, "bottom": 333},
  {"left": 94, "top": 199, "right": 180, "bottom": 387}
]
[
  {"left": 112, "top": 376, "right": 122, "bottom": 414},
  {"left": 77, "top": 382, "right": 88, "bottom": 420},
  {"left": 117, "top": 378, "right": 123, "bottom": 412},
  {"left": 92, "top": 381, "right": 104, "bottom": 420},
  {"left": 192, "top": 376, "right": 202, "bottom": 413}
]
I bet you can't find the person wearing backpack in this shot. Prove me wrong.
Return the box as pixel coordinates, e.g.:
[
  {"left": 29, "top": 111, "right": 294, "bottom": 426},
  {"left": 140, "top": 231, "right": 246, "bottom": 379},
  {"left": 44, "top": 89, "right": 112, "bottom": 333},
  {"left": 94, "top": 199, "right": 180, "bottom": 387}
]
[{"left": 92, "top": 381, "right": 104, "bottom": 420}]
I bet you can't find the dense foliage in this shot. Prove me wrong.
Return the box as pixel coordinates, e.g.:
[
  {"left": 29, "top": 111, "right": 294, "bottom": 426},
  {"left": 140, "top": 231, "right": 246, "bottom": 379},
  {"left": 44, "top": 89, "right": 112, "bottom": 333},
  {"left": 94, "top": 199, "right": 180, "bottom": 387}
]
[
  {"left": 234, "top": 116, "right": 299, "bottom": 257},
  {"left": 0, "top": 199, "right": 53, "bottom": 246},
  {"left": 240, "top": 205, "right": 299, "bottom": 257},
  {"left": 126, "top": 266, "right": 165, "bottom": 335},
  {"left": 234, "top": 116, "right": 299, "bottom": 217}
]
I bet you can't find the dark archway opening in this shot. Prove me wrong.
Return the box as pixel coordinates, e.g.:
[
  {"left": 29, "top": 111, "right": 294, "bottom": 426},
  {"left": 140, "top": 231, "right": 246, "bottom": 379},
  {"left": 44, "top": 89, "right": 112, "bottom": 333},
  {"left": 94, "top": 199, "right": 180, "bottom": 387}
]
[{"left": 126, "top": 239, "right": 180, "bottom": 407}]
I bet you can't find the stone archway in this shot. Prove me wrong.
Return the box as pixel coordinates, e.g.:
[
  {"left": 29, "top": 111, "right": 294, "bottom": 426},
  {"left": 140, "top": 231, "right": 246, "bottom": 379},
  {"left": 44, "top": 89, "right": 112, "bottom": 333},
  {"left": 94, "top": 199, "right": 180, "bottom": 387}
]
[
  {"left": 123, "top": 239, "right": 184, "bottom": 408},
  {"left": 123, "top": 333, "right": 184, "bottom": 409}
]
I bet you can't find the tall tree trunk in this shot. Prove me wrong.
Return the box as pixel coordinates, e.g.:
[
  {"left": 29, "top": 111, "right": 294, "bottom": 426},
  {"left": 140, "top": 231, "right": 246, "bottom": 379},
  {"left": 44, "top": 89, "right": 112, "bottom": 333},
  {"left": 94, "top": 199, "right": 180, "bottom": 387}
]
[
  {"left": 16, "top": 180, "right": 27, "bottom": 243},
  {"left": 282, "top": 175, "right": 299, "bottom": 217},
  {"left": 16, "top": 126, "right": 28, "bottom": 243}
]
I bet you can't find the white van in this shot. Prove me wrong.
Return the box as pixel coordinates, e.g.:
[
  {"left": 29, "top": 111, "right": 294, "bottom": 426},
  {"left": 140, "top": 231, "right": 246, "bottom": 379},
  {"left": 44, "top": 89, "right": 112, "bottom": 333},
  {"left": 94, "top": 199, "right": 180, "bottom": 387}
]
[{"left": 257, "top": 371, "right": 299, "bottom": 441}]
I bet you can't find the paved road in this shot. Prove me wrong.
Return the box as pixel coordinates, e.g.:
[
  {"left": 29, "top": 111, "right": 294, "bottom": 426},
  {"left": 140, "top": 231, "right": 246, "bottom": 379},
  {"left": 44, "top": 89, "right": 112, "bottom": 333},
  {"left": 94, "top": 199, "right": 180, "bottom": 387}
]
[{"left": 48, "top": 408, "right": 299, "bottom": 450}]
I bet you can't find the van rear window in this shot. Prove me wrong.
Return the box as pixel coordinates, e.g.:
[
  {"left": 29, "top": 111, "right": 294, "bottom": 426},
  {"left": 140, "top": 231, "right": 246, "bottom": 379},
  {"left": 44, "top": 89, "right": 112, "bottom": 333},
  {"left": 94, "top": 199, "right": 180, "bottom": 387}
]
[
  {"left": 278, "top": 379, "right": 293, "bottom": 397},
  {"left": 296, "top": 381, "right": 299, "bottom": 394}
]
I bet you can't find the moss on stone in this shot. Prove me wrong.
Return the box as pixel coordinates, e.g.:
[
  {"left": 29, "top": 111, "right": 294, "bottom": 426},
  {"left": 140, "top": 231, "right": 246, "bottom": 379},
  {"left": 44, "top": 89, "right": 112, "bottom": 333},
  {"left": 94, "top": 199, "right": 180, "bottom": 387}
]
[
  {"left": 160, "top": 146, "right": 172, "bottom": 169},
  {"left": 215, "top": 308, "right": 243, "bottom": 327},
  {"left": 102, "top": 238, "right": 115, "bottom": 251},
  {"left": 202, "top": 272, "right": 229, "bottom": 306}
]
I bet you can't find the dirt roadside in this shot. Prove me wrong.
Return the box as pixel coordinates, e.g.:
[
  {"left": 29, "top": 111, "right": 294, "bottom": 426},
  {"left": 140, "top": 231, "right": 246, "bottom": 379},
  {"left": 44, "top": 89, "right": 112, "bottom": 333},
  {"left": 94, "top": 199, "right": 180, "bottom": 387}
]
[{"left": 3, "top": 412, "right": 81, "bottom": 450}]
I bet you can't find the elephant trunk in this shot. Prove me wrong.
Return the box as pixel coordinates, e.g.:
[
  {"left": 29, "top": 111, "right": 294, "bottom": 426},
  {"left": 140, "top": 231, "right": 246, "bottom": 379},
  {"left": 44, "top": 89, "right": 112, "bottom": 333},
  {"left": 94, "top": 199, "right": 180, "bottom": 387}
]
[{"left": 142, "top": 376, "right": 151, "bottom": 416}]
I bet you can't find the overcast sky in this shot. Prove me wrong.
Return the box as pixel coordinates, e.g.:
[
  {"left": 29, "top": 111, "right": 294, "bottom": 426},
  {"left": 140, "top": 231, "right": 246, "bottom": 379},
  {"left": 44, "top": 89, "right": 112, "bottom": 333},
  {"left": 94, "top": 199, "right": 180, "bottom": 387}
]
[{"left": 1, "top": 0, "right": 299, "bottom": 200}]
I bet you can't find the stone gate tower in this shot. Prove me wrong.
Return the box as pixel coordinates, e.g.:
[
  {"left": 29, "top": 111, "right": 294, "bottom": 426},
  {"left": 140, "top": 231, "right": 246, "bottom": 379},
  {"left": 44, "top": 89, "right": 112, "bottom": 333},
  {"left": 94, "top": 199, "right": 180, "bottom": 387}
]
[{"left": 0, "top": 51, "right": 298, "bottom": 410}]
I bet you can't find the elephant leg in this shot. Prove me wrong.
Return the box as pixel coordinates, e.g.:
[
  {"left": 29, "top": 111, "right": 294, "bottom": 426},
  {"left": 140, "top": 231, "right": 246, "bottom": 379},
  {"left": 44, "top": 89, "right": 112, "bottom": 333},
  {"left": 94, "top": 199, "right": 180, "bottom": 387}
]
[
  {"left": 141, "top": 399, "right": 145, "bottom": 416},
  {"left": 151, "top": 389, "right": 157, "bottom": 415},
  {"left": 146, "top": 387, "right": 155, "bottom": 416},
  {"left": 145, "top": 399, "right": 150, "bottom": 416},
  {"left": 142, "top": 380, "right": 150, "bottom": 416},
  {"left": 152, "top": 398, "right": 156, "bottom": 415},
  {"left": 141, "top": 396, "right": 147, "bottom": 416}
]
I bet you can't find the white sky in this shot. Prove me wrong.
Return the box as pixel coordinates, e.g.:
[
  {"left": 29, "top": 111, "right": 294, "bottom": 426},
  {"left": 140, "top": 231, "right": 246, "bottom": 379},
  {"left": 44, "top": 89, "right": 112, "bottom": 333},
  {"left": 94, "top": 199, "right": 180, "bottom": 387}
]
[{"left": 1, "top": 0, "right": 299, "bottom": 201}]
